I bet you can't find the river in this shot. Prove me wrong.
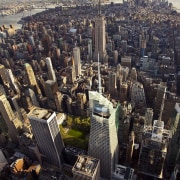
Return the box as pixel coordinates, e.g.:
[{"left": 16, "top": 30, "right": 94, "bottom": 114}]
[{"left": 0, "top": 8, "right": 47, "bottom": 30}]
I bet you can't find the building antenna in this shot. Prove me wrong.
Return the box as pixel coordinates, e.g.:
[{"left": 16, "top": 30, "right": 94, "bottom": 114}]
[
  {"left": 98, "top": 52, "right": 102, "bottom": 94},
  {"left": 98, "top": 0, "right": 101, "bottom": 16},
  {"left": 158, "top": 87, "right": 166, "bottom": 121}
]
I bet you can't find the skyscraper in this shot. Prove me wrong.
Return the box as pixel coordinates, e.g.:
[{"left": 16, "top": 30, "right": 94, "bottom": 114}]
[
  {"left": 0, "top": 64, "right": 10, "bottom": 87},
  {"left": 88, "top": 91, "right": 119, "bottom": 179},
  {"left": 94, "top": 0, "right": 107, "bottom": 63},
  {"left": 108, "top": 72, "right": 117, "bottom": 97},
  {"left": 6, "top": 69, "right": 20, "bottom": 94},
  {"left": 46, "top": 57, "right": 56, "bottom": 81},
  {"left": 73, "top": 47, "right": 81, "bottom": 76},
  {"left": 28, "top": 107, "right": 64, "bottom": 168},
  {"left": 138, "top": 120, "right": 170, "bottom": 179},
  {"left": 0, "top": 93, "right": 22, "bottom": 142},
  {"left": 88, "top": 39, "right": 93, "bottom": 60},
  {"left": 138, "top": 87, "right": 170, "bottom": 179},
  {"left": 24, "top": 63, "right": 41, "bottom": 95},
  {"left": 44, "top": 80, "right": 59, "bottom": 110}
]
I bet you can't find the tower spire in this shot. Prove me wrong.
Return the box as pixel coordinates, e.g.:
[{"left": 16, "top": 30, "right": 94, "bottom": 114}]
[
  {"left": 98, "top": 52, "right": 102, "bottom": 94},
  {"left": 98, "top": 0, "right": 101, "bottom": 16}
]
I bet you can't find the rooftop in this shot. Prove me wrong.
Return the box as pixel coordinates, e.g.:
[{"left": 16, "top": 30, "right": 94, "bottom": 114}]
[
  {"left": 28, "top": 107, "right": 52, "bottom": 120},
  {"left": 113, "top": 164, "right": 134, "bottom": 180},
  {"left": 72, "top": 155, "right": 99, "bottom": 177}
]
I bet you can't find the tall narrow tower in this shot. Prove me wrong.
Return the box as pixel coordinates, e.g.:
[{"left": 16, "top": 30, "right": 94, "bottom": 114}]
[
  {"left": 73, "top": 47, "right": 81, "bottom": 76},
  {"left": 24, "top": 63, "right": 41, "bottom": 95},
  {"left": 28, "top": 107, "right": 64, "bottom": 168},
  {"left": 0, "top": 93, "right": 22, "bottom": 142},
  {"left": 94, "top": 0, "right": 107, "bottom": 63},
  {"left": 88, "top": 91, "right": 119, "bottom": 179},
  {"left": 46, "top": 57, "right": 56, "bottom": 82}
]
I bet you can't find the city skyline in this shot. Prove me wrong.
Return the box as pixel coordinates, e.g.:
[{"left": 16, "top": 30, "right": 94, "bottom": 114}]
[{"left": 0, "top": 0, "right": 180, "bottom": 179}]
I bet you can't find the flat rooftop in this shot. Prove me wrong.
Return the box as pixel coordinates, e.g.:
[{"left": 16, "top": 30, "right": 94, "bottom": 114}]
[
  {"left": 113, "top": 164, "right": 134, "bottom": 180},
  {"left": 28, "top": 107, "right": 52, "bottom": 120},
  {"left": 72, "top": 155, "right": 99, "bottom": 177}
]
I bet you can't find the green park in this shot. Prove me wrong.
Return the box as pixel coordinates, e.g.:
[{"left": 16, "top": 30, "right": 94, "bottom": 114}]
[{"left": 59, "top": 115, "right": 90, "bottom": 150}]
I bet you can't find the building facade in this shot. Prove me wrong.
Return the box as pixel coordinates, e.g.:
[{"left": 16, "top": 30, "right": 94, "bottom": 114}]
[
  {"left": 73, "top": 47, "right": 81, "bottom": 76},
  {"left": 0, "top": 93, "right": 22, "bottom": 142},
  {"left": 28, "top": 107, "right": 64, "bottom": 168},
  {"left": 94, "top": 13, "right": 107, "bottom": 63},
  {"left": 45, "top": 57, "right": 56, "bottom": 81},
  {"left": 88, "top": 91, "right": 119, "bottom": 179},
  {"left": 138, "top": 120, "right": 170, "bottom": 179},
  {"left": 24, "top": 63, "right": 41, "bottom": 95}
]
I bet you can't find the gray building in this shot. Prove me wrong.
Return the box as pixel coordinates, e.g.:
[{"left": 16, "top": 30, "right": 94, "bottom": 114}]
[
  {"left": 138, "top": 120, "right": 170, "bottom": 179},
  {"left": 94, "top": 1, "right": 107, "bottom": 63}
]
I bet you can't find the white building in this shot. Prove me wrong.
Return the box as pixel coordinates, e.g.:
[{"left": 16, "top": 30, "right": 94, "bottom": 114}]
[
  {"left": 46, "top": 57, "right": 56, "bottom": 81},
  {"left": 88, "top": 91, "right": 119, "bottom": 179},
  {"left": 73, "top": 47, "right": 81, "bottom": 76},
  {"left": 28, "top": 107, "right": 64, "bottom": 168}
]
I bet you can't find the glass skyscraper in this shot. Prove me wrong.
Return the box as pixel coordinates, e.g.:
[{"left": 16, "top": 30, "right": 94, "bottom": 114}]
[{"left": 88, "top": 91, "right": 119, "bottom": 179}]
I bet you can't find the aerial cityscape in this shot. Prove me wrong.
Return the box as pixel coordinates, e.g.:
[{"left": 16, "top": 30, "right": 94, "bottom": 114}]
[{"left": 0, "top": 0, "right": 180, "bottom": 179}]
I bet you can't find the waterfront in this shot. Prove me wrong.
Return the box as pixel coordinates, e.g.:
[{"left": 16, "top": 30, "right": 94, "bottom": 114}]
[{"left": 0, "top": 9, "right": 47, "bottom": 30}]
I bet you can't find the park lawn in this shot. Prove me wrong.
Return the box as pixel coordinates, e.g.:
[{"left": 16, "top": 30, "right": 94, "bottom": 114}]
[
  {"left": 68, "top": 129, "right": 84, "bottom": 138},
  {"left": 60, "top": 125, "right": 89, "bottom": 149}
]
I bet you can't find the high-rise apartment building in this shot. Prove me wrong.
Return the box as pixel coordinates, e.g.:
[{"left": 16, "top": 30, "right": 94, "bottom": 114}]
[
  {"left": 24, "top": 63, "right": 41, "bottom": 95},
  {"left": 72, "top": 155, "right": 100, "bottom": 180},
  {"left": 130, "top": 82, "right": 146, "bottom": 114},
  {"left": 154, "top": 82, "right": 166, "bottom": 119},
  {"left": 28, "top": 107, "right": 64, "bottom": 168},
  {"left": 88, "top": 39, "right": 93, "bottom": 60},
  {"left": 166, "top": 103, "right": 180, "bottom": 167},
  {"left": 6, "top": 69, "right": 20, "bottom": 94},
  {"left": 88, "top": 91, "right": 119, "bottom": 179},
  {"left": 94, "top": 0, "right": 107, "bottom": 63},
  {"left": 0, "top": 64, "right": 10, "bottom": 87},
  {"left": 46, "top": 57, "right": 56, "bottom": 81},
  {"left": 119, "top": 82, "right": 128, "bottom": 103},
  {"left": 73, "top": 47, "right": 81, "bottom": 76},
  {"left": 138, "top": 120, "right": 170, "bottom": 179},
  {"left": 144, "top": 108, "right": 153, "bottom": 126},
  {"left": 44, "top": 80, "right": 59, "bottom": 110},
  {"left": 108, "top": 72, "right": 117, "bottom": 97},
  {"left": 0, "top": 93, "right": 22, "bottom": 142},
  {"left": 138, "top": 88, "right": 170, "bottom": 179}
]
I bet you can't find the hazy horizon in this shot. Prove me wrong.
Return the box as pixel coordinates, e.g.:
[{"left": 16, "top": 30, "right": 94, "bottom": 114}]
[{"left": 0, "top": 0, "right": 179, "bottom": 9}]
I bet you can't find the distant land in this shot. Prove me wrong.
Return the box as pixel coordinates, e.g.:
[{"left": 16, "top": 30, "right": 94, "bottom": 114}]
[{"left": 112, "top": 0, "right": 180, "bottom": 9}]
